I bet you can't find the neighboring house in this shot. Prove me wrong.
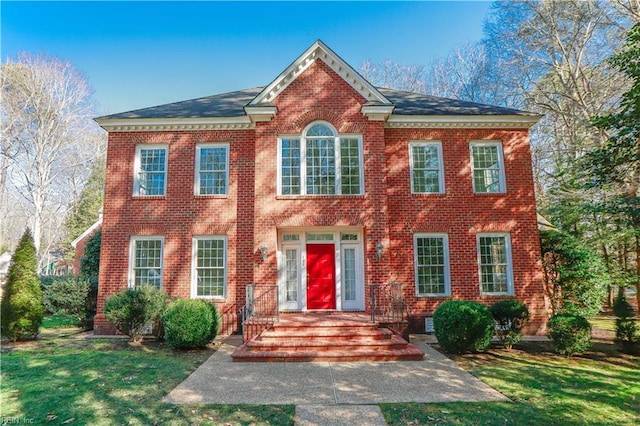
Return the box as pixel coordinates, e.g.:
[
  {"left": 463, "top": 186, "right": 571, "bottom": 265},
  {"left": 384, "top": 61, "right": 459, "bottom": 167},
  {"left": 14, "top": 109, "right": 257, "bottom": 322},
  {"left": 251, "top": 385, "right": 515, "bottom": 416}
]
[
  {"left": 94, "top": 41, "right": 547, "bottom": 336},
  {"left": 71, "top": 209, "right": 103, "bottom": 275}
]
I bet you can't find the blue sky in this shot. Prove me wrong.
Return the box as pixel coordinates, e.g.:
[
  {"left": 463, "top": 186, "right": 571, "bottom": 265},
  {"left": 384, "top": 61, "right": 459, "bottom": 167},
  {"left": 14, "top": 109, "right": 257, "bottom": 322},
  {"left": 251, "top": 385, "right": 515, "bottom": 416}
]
[{"left": 2, "top": 1, "right": 493, "bottom": 114}]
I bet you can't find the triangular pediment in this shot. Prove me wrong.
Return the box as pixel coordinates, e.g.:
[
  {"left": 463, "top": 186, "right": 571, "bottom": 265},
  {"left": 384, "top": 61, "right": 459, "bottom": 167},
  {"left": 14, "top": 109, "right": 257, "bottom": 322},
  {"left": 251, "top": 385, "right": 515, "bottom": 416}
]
[{"left": 248, "top": 40, "right": 393, "bottom": 108}]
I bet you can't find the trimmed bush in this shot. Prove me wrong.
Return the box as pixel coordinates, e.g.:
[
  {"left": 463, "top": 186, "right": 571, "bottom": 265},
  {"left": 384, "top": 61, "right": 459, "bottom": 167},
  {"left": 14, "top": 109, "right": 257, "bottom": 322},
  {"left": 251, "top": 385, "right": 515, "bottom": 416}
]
[
  {"left": 206, "top": 302, "right": 221, "bottom": 341},
  {"left": 80, "top": 230, "right": 101, "bottom": 329},
  {"left": 490, "top": 299, "right": 530, "bottom": 349},
  {"left": 547, "top": 313, "right": 592, "bottom": 356},
  {"left": 433, "top": 300, "right": 494, "bottom": 354},
  {"left": 163, "top": 299, "right": 215, "bottom": 349},
  {"left": 1, "top": 229, "right": 44, "bottom": 341},
  {"left": 104, "top": 285, "right": 169, "bottom": 342},
  {"left": 613, "top": 292, "right": 639, "bottom": 354},
  {"left": 43, "top": 276, "right": 90, "bottom": 325}
]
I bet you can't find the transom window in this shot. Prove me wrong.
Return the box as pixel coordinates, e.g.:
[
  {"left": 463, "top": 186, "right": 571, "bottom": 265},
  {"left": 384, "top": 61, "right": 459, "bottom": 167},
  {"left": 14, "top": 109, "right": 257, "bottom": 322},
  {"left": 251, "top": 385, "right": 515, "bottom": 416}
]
[
  {"left": 477, "top": 233, "right": 513, "bottom": 295},
  {"left": 130, "top": 237, "right": 163, "bottom": 288},
  {"left": 278, "top": 122, "right": 363, "bottom": 195},
  {"left": 134, "top": 145, "right": 167, "bottom": 196},
  {"left": 470, "top": 142, "right": 506, "bottom": 193},
  {"left": 410, "top": 142, "right": 444, "bottom": 193},
  {"left": 414, "top": 234, "right": 450, "bottom": 296},
  {"left": 192, "top": 237, "right": 226, "bottom": 298},
  {"left": 195, "top": 144, "right": 229, "bottom": 195}
]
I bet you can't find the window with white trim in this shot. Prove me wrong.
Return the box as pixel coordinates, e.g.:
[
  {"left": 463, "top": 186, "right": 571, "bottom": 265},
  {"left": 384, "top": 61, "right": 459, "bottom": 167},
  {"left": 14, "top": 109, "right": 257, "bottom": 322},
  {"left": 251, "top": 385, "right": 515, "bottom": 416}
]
[
  {"left": 278, "top": 122, "right": 363, "bottom": 195},
  {"left": 414, "top": 234, "right": 450, "bottom": 296},
  {"left": 130, "top": 237, "right": 163, "bottom": 288},
  {"left": 477, "top": 233, "right": 513, "bottom": 295},
  {"left": 192, "top": 237, "right": 226, "bottom": 298},
  {"left": 470, "top": 142, "right": 505, "bottom": 193},
  {"left": 195, "top": 144, "right": 229, "bottom": 195},
  {"left": 134, "top": 145, "right": 167, "bottom": 196},
  {"left": 410, "top": 142, "right": 444, "bottom": 193}
]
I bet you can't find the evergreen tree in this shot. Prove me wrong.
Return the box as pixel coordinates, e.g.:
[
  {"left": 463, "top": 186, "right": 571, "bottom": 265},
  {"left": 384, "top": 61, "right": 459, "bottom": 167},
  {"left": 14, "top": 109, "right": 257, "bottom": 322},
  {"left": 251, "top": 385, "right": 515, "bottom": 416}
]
[{"left": 0, "top": 228, "right": 44, "bottom": 340}]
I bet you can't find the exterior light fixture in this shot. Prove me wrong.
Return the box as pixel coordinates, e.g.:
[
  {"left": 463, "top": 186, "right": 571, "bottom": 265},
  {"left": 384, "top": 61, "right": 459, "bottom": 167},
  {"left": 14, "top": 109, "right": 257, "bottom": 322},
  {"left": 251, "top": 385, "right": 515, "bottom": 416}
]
[
  {"left": 259, "top": 244, "right": 268, "bottom": 262},
  {"left": 376, "top": 242, "right": 384, "bottom": 261}
]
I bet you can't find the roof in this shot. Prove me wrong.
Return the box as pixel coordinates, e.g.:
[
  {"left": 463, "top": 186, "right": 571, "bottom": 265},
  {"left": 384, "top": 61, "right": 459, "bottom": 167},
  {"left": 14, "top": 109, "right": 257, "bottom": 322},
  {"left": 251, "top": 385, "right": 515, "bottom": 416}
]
[
  {"left": 95, "top": 40, "right": 540, "bottom": 129},
  {"left": 97, "top": 86, "right": 536, "bottom": 121},
  {"left": 71, "top": 217, "right": 103, "bottom": 248}
]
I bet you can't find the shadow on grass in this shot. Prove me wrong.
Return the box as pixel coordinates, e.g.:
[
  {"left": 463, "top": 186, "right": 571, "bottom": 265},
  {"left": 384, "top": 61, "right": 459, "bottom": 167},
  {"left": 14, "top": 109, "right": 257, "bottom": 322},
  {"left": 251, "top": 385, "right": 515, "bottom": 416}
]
[{"left": 1, "top": 333, "right": 294, "bottom": 425}]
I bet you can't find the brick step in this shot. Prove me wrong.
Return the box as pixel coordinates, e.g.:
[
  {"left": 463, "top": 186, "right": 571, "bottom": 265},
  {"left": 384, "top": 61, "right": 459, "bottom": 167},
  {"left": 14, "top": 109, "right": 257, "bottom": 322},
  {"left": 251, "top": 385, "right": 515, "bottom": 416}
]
[
  {"left": 231, "top": 343, "right": 425, "bottom": 362},
  {"left": 268, "top": 322, "right": 380, "bottom": 333},
  {"left": 245, "top": 334, "right": 408, "bottom": 352},
  {"left": 259, "top": 327, "right": 393, "bottom": 341}
]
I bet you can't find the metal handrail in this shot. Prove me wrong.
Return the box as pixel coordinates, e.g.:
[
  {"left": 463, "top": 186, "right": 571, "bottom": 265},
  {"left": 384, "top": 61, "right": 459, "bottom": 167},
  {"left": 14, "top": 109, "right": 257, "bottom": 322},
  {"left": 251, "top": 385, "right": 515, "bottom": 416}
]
[
  {"left": 239, "top": 284, "right": 279, "bottom": 343},
  {"left": 370, "top": 283, "right": 408, "bottom": 333}
]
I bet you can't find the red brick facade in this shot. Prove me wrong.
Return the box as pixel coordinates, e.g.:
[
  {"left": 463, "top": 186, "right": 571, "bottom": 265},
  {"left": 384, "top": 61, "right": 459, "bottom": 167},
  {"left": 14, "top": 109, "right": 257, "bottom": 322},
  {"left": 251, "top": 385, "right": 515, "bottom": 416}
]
[{"left": 95, "top": 45, "right": 547, "bottom": 335}]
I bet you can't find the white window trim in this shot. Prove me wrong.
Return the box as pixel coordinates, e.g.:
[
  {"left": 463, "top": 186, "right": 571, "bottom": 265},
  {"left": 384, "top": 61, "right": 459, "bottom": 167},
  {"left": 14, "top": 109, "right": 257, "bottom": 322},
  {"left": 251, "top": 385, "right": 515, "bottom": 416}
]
[
  {"left": 194, "top": 143, "right": 230, "bottom": 196},
  {"left": 469, "top": 141, "right": 506, "bottom": 193},
  {"left": 133, "top": 144, "right": 168, "bottom": 196},
  {"left": 414, "top": 233, "right": 451, "bottom": 297},
  {"left": 277, "top": 121, "right": 364, "bottom": 196},
  {"left": 409, "top": 141, "right": 445, "bottom": 194},
  {"left": 128, "top": 236, "right": 164, "bottom": 289},
  {"left": 477, "top": 232, "right": 514, "bottom": 295},
  {"left": 191, "top": 236, "right": 227, "bottom": 299}
]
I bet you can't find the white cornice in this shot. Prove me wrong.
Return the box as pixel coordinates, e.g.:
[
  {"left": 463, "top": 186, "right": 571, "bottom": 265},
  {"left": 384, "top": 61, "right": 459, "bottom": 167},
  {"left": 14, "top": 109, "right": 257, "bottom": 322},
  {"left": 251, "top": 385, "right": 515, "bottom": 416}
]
[
  {"left": 249, "top": 40, "right": 393, "bottom": 107},
  {"left": 361, "top": 105, "right": 395, "bottom": 121},
  {"left": 71, "top": 218, "right": 102, "bottom": 248},
  {"left": 95, "top": 117, "right": 254, "bottom": 132},
  {"left": 244, "top": 105, "right": 278, "bottom": 122},
  {"left": 385, "top": 114, "right": 541, "bottom": 129}
]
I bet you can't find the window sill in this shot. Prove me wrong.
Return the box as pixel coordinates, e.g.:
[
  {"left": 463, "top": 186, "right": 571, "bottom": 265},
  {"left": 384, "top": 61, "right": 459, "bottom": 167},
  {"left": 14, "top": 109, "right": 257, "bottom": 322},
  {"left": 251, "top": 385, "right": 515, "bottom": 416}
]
[
  {"left": 276, "top": 194, "right": 366, "bottom": 200},
  {"left": 480, "top": 292, "right": 514, "bottom": 297},
  {"left": 192, "top": 296, "right": 226, "bottom": 302},
  {"left": 194, "top": 194, "right": 229, "bottom": 199},
  {"left": 472, "top": 191, "right": 507, "bottom": 196},
  {"left": 131, "top": 195, "right": 166, "bottom": 200},
  {"left": 417, "top": 293, "right": 450, "bottom": 298}
]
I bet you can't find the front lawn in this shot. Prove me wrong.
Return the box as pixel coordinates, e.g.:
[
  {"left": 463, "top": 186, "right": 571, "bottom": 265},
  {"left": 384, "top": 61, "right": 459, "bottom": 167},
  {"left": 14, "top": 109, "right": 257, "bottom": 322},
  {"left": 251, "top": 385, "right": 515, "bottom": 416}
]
[
  {"left": 0, "top": 329, "right": 294, "bottom": 425},
  {"left": 381, "top": 340, "right": 640, "bottom": 425}
]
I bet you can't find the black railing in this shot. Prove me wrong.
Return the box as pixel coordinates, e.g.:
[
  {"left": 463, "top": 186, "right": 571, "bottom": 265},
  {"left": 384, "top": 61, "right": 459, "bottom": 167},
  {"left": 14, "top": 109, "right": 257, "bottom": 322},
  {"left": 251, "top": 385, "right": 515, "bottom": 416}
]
[
  {"left": 239, "top": 284, "right": 279, "bottom": 343},
  {"left": 370, "top": 283, "right": 408, "bottom": 334}
]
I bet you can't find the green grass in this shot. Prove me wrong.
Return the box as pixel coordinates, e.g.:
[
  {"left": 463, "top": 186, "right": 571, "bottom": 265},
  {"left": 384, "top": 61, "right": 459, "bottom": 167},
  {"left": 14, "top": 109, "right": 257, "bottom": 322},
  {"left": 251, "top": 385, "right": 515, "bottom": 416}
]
[
  {"left": 41, "top": 314, "right": 79, "bottom": 329},
  {"left": 381, "top": 341, "right": 640, "bottom": 425},
  {"left": 1, "top": 329, "right": 294, "bottom": 425}
]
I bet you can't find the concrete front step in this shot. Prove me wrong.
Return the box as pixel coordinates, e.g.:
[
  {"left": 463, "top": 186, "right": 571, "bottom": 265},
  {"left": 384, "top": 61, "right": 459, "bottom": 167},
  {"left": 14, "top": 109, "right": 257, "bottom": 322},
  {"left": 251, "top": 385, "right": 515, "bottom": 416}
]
[
  {"left": 231, "top": 343, "right": 425, "bottom": 362},
  {"left": 245, "top": 334, "right": 409, "bottom": 352},
  {"left": 259, "top": 328, "right": 394, "bottom": 341}
]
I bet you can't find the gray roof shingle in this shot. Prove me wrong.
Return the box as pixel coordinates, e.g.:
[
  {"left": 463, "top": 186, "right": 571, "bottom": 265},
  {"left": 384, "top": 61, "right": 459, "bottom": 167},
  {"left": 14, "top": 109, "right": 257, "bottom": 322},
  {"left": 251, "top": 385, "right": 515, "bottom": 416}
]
[{"left": 97, "top": 86, "right": 535, "bottom": 120}]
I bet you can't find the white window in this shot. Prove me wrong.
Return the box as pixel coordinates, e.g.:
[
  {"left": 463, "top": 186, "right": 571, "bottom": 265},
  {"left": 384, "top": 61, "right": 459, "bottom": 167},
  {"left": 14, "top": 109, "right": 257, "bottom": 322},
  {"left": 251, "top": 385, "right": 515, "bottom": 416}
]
[
  {"left": 129, "top": 237, "right": 163, "bottom": 288},
  {"left": 134, "top": 145, "right": 168, "bottom": 196},
  {"left": 477, "top": 233, "right": 513, "bottom": 295},
  {"left": 278, "top": 122, "right": 363, "bottom": 195},
  {"left": 470, "top": 142, "right": 505, "bottom": 193},
  {"left": 195, "top": 144, "right": 229, "bottom": 195},
  {"left": 192, "top": 237, "right": 226, "bottom": 298},
  {"left": 410, "top": 142, "right": 444, "bottom": 193},
  {"left": 414, "top": 234, "right": 450, "bottom": 296}
]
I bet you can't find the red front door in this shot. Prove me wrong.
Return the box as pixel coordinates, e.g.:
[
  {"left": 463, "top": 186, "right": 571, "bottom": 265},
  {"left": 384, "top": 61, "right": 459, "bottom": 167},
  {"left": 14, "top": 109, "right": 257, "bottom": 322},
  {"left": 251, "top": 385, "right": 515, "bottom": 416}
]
[{"left": 306, "top": 244, "right": 336, "bottom": 309}]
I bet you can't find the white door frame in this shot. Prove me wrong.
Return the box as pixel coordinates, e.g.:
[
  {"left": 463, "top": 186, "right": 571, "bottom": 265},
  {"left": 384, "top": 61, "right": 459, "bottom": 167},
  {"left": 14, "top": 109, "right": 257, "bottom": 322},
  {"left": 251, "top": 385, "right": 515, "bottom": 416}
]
[{"left": 277, "top": 227, "right": 365, "bottom": 311}]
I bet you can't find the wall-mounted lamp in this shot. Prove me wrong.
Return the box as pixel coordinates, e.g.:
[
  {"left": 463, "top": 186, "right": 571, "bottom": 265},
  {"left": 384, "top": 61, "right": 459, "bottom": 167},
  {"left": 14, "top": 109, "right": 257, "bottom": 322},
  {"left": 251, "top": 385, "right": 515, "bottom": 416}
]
[
  {"left": 259, "top": 244, "right": 268, "bottom": 262},
  {"left": 376, "top": 242, "right": 384, "bottom": 261}
]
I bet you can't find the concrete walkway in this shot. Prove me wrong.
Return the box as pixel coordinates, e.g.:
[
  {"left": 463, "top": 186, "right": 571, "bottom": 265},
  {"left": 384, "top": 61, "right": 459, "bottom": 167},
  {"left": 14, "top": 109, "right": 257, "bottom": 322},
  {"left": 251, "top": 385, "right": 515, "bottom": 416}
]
[{"left": 164, "top": 335, "right": 508, "bottom": 424}]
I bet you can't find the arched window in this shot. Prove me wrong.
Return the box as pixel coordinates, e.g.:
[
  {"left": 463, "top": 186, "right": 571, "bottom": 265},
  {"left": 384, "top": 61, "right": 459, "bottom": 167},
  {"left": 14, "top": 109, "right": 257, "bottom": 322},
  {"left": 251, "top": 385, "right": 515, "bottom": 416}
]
[{"left": 278, "top": 122, "right": 363, "bottom": 195}]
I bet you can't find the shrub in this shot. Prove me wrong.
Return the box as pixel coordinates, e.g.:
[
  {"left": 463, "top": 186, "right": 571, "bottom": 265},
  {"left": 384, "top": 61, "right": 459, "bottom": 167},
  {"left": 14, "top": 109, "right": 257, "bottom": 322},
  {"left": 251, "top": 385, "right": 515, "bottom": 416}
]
[
  {"left": 547, "top": 313, "right": 592, "bottom": 356},
  {"left": 433, "top": 300, "right": 494, "bottom": 354},
  {"left": 80, "top": 230, "right": 101, "bottom": 329},
  {"left": 163, "top": 299, "right": 216, "bottom": 349},
  {"left": 42, "top": 276, "right": 90, "bottom": 325},
  {"left": 206, "top": 302, "right": 221, "bottom": 341},
  {"left": 0, "top": 229, "right": 44, "bottom": 341},
  {"left": 490, "top": 299, "right": 530, "bottom": 349},
  {"left": 613, "top": 291, "right": 639, "bottom": 355},
  {"left": 104, "top": 285, "right": 169, "bottom": 342}
]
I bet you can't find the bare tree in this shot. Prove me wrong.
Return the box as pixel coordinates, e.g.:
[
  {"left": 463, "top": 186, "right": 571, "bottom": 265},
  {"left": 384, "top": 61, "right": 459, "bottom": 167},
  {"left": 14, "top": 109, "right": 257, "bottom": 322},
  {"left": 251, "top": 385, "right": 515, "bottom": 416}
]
[
  {"left": 1, "top": 53, "right": 105, "bottom": 266},
  {"left": 360, "top": 59, "right": 427, "bottom": 93}
]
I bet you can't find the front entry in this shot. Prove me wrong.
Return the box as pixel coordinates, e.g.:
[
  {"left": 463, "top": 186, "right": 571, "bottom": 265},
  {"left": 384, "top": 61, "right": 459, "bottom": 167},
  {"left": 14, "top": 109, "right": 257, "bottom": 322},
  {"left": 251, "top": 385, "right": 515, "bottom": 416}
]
[{"left": 306, "top": 244, "right": 336, "bottom": 309}]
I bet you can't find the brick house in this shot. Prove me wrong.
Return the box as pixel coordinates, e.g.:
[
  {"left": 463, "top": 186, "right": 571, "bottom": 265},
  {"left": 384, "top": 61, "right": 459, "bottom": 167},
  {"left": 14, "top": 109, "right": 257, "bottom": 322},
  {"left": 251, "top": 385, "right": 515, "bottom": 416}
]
[{"left": 94, "top": 41, "right": 547, "bottom": 338}]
